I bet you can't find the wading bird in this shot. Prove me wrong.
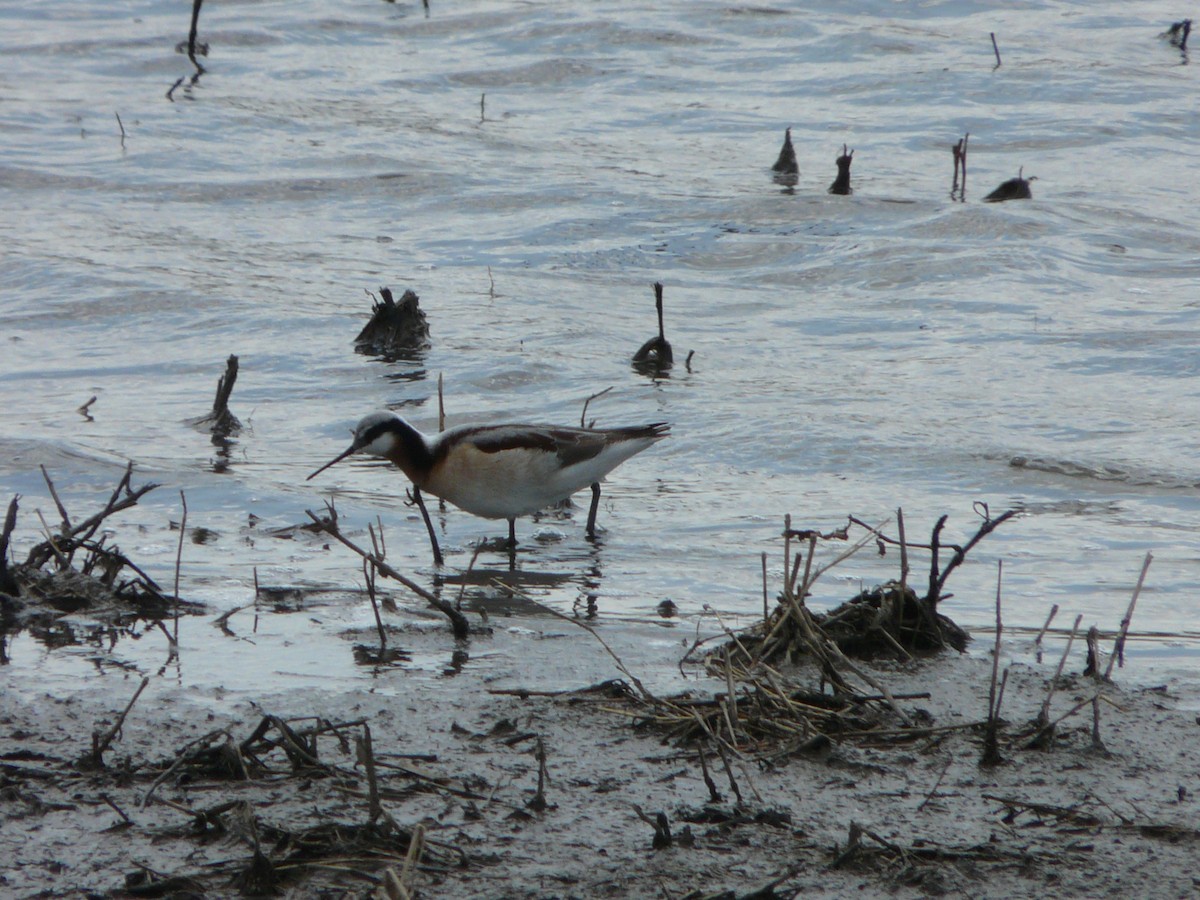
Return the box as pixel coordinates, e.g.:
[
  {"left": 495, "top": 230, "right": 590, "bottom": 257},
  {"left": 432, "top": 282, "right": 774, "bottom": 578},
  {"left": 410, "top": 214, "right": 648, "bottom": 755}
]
[{"left": 308, "top": 412, "right": 669, "bottom": 562}]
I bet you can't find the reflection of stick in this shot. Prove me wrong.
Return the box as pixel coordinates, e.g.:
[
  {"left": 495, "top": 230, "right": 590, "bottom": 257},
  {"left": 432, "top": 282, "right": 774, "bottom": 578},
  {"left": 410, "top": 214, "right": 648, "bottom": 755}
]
[{"left": 1104, "top": 552, "right": 1152, "bottom": 678}]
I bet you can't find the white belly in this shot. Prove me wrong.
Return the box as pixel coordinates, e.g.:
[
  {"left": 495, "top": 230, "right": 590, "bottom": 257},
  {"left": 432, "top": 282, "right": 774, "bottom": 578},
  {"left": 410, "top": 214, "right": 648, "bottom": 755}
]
[{"left": 421, "top": 441, "right": 648, "bottom": 519}]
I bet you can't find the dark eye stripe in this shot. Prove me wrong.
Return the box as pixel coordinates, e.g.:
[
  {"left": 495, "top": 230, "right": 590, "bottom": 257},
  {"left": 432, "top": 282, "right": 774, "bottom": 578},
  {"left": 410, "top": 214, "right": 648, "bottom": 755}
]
[{"left": 357, "top": 420, "right": 394, "bottom": 447}]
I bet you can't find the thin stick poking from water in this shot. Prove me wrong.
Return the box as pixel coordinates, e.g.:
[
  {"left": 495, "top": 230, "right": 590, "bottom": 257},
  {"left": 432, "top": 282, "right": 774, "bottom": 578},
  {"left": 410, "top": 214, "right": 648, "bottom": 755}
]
[
  {"left": 1034, "top": 604, "right": 1059, "bottom": 647},
  {"left": 990, "top": 32, "right": 1002, "bottom": 68},
  {"left": 363, "top": 557, "right": 387, "bottom": 650},
  {"left": 760, "top": 552, "right": 769, "bottom": 620},
  {"left": 437, "top": 372, "right": 445, "bottom": 432},
  {"left": 981, "top": 560, "right": 1004, "bottom": 766},
  {"left": 115, "top": 112, "right": 126, "bottom": 149},
  {"left": 173, "top": 491, "right": 187, "bottom": 649},
  {"left": 1104, "top": 551, "right": 1152, "bottom": 679},
  {"left": 252, "top": 565, "right": 260, "bottom": 634},
  {"left": 579, "top": 386, "right": 613, "bottom": 428},
  {"left": 1039, "top": 613, "right": 1082, "bottom": 727}
]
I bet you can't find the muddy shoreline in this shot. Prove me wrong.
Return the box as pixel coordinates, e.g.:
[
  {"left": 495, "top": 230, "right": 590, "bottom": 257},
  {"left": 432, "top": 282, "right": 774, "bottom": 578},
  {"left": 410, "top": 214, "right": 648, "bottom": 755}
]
[{"left": 3, "top": 610, "right": 1198, "bottom": 899}]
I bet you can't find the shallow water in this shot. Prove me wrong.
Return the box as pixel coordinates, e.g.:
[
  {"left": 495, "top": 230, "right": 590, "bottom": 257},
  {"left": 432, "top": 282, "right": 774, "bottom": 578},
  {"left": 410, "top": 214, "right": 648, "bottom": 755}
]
[{"left": 3, "top": 0, "right": 1199, "bottom": 697}]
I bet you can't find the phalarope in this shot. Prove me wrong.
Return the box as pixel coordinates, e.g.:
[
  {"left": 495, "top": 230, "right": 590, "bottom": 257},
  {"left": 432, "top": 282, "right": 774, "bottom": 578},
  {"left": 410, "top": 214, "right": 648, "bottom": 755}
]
[{"left": 308, "top": 412, "right": 669, "bottom": 559}]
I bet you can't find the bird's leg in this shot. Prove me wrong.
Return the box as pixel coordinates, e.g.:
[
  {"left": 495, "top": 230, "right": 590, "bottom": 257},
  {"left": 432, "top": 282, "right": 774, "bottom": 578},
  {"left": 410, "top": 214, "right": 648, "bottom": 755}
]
[
  {"left": 411, "top": 486, "right": 444, "bottom": 566},
  {"left": 586, "top": 482, "right": 601, "bottom": 538},
  {"left": 507, "top": 518, "right": 517, "bottom": 547}
]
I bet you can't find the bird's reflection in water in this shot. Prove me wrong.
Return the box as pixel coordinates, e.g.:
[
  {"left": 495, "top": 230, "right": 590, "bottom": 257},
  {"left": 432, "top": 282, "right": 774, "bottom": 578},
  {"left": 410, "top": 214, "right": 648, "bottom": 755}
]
[{"left": 432, "top": 533, "right": 606, "bottom": 621}]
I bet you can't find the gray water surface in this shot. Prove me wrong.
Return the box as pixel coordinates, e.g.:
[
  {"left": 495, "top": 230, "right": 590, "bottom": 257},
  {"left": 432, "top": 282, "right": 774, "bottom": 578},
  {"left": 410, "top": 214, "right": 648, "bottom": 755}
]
[{"left": 3, "top": 0, "right": 1199, "bottom": 696}]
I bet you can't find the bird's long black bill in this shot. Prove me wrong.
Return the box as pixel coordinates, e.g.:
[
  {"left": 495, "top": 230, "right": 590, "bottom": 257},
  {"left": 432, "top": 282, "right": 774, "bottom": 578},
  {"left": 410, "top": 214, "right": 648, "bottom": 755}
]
[{"left": 307, "top": 443, "right": 359, "bottom": 480}]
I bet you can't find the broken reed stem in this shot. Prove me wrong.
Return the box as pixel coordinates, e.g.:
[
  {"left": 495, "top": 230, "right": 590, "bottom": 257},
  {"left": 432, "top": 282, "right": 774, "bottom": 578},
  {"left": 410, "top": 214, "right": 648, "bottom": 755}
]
[
  {"left": 25, "top": 463, "right": 159, "bottom": 569},
  {"left": 579, "top": 386, "right": 613, "bottom": 429},
  {"left": 252, "top": 565, "right": 261, "bottom": 634},
  {"left": 397, "top": 823, "right": 427, "bottom": 898},
  {"left": 91, "top": 676, "right": 151, "bottom": 765},
  {"left": 753, "top": 519, "right": 884, "bottom": 678},
  {"left": 758, "top": 554, "right": 768, "bottom": 624},
  {"left": 1103, "top": 551, "right": 1152, "bottom": 679},
  {"left": 723, "top": 651, "right": 739, "bottom": 738},
  {"left": 305, "top": 504, "right": 469, "bottom": 639},
  {"left": 1034, "top": 603, "right": 1059, "bottom": 648},
  {"left": 994, "top": 667, "right": 1009, "bottom": 721},
  {"left": 527, "top": 736, "right": 549, "bottom": 811},
  {"left": 1085, "top": 625, "right": 1102, "bottom": 679},
  {"left": 173, "top": 491, "right": 187, "bottom": 647},
  {"left": 713, "top": 738, "right": 744, "bottom": 805},
  {"left": 896, "top": 507, "right": 909, "bottom": 600},
  {"left": 990, "top": 31, "right": 1002, "bottom": 67},
  {"left": 437, "top": 372, "right": 445, "bottom": 433},
  {"left": 1040, "top": 613, "right": 1083, "bottom": 726},
  {"left": 698, "top": 747, "right": 722, "bottom": 803},
  {"left": 363, "top": 558, "right": 387, "bottom": 650},
  {"left": 981, "top": 561, "right": 1005, "bottom": 765},
  {"left": 534, "top": 601, "right": 657, "bottom": 704},
  {"left": 917, "top": 757, "right": 953, "bottom": 812},
  {"left": 359, "top": 722, "right": 382, "bottom": 823},
  {"left": 782, "top": 515, "right": 792, "bottom": 599},
  {"left": 34, "top": 508, "right": 70, "bottom": 569},
  {"left": 0, "top": 495, "right": 18, "bottom": 596},
  {"left": 455, "top": 545, "right": 484, "bottom": 612},
  {"left": 142, "top": 727, "right": 237, "bottom": 807},
  {"left": 928, "top": 509, "right": 1017, "bottom": 610},
  {"left": 40, "top": 465, "right": 71, "bottom": 533},
  {"left": 986, "top": 560, "right": 1003, "bottom": 722}
]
